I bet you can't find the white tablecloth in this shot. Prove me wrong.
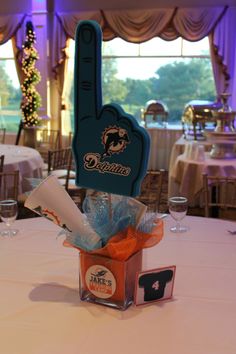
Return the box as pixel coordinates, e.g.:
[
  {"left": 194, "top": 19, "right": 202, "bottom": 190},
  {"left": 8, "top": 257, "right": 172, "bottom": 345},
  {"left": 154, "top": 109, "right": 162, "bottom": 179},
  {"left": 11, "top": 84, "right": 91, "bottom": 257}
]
[
  {"left": 147, "top": 127, "right": 182, "bottom": 170},
  {"left": 169, "top": 151, "right": 236, "bottom": 204},
  {"left": 1, "top": 215, "right": 236, "bottom": 354},
  {"left": 0, "top": 144, "right": 44, "bottom": 193},
  {"left": 168, "top": 136, "right": 212, "bottom": 173}
]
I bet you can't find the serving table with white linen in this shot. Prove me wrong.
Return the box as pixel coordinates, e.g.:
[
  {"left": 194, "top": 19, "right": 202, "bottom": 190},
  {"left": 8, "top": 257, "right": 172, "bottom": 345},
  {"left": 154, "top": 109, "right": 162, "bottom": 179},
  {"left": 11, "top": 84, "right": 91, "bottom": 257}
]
[
  {"left": 169, "top": 151, "right": 236, "bottom": 205},
  {"left": 169, "top": 135, "right": 212, "bottom": 171},
  {"left": 147, "top": 127, "right": 182, "bottom": 170},
  {"left": 0, "top": 144, "right": 44, "bottom": 193},
  {"left": 1, "top": 215, "right": 236, "bottom": 354}
]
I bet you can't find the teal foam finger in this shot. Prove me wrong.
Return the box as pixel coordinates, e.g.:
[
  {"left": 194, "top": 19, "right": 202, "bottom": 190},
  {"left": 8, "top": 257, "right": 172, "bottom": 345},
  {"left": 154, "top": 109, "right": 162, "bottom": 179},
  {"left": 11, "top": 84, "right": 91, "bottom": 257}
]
[{"left": 73, "top": 20, "right": 150, "bottom": 197}]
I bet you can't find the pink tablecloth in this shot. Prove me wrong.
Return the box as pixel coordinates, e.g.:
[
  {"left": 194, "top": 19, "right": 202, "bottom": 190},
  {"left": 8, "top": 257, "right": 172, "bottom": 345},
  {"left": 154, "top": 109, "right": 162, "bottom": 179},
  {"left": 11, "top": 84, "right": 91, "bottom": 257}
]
[
  {"left": 169, "top": 151, "right": 236, "bottom": 204},
  {"left": 168, "top": 136, "right": 212, "bottom": 172},
  {"left": 0, "top": 144, "right": 44, "bottom": 193},
  {"left": 0, "top": 215, "right": 236, "bottom": 354}
]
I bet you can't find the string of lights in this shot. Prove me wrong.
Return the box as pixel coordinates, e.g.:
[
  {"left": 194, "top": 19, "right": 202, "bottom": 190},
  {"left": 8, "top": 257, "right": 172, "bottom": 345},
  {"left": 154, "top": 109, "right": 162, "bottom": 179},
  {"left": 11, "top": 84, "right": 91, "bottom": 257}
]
[{"left": 21, "top": 21, "right": 42, "bottom": 127}]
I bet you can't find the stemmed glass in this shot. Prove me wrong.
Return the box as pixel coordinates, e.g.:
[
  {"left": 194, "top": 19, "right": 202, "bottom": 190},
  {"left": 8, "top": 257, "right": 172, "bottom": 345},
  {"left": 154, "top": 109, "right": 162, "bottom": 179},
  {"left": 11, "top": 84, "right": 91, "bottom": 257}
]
[
  {"left": 0, "top": 200, "right": 18, "bottom": 236},
  {"left": 168, "top": 196, "right": 188, "bottom": 233}
]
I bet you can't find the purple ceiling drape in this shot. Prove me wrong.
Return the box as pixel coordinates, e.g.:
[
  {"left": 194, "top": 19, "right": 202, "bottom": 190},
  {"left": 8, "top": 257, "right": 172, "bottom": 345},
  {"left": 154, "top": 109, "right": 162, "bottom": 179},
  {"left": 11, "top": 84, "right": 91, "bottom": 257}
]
[
  {"left": 0, "top": 13, "right": 27, "bottom": 45},
  {"left": 211, "top": 7, "right": 236, "bottom": 110}
]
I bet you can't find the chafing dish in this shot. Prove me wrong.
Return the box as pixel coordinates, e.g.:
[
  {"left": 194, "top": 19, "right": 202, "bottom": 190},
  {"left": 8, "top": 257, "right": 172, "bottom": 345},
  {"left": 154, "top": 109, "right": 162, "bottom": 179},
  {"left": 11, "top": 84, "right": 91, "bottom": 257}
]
[
  {"left": 142, "top": 100, "right": 168, "bottom": 127},
  {"left": 182, "top": 100, "right": 222, "bottom": 140},
  {"left": 206, "top": 93, "right": 236, "bottom": 159}
]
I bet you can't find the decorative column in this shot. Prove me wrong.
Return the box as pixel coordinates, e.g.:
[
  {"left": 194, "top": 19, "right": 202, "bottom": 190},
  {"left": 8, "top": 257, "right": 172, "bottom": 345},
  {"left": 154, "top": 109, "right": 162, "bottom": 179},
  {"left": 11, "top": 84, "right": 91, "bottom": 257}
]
[{"left": 31, "top": 0, "right": 50, "bottom": 123}]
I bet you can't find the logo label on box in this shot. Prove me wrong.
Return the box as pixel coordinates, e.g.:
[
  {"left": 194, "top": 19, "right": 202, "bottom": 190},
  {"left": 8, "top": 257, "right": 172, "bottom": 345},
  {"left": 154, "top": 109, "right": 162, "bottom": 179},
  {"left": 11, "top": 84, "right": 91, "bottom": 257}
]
[{"left": 85, "top": 265, "right": 116, "bottom": 299}]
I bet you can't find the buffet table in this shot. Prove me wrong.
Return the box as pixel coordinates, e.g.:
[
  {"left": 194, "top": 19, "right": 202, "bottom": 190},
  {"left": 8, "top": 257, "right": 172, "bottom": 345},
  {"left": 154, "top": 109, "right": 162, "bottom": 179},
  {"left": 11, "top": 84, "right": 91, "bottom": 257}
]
[
  {"left": 147, "top": 127, "right": 182, "bottom": 170},
  {"left": 169, "top": 151, "right": 236, "bottom": 204},
  {"left": 1, "top": 215, "right": 236, "bottom": 354},
  {"left": 0, "top": 144, "right": 44, "bottom": 193}
]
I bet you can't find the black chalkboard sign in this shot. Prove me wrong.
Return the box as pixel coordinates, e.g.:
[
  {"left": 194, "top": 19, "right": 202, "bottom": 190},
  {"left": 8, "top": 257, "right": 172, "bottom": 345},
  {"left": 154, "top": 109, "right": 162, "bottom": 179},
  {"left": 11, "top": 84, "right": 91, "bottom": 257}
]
[{"left": 135, "top": 266, "right": 176, "bottom": 306}]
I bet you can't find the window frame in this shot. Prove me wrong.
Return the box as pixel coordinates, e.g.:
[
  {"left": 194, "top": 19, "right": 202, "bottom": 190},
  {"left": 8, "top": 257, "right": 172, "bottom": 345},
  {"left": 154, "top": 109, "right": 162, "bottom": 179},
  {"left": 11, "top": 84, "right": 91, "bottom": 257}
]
[
  {"left": 0, "top": 40, "right": 21, "bottom": 133},
  {"left": 65, "top": 36, "right": 215, "bottom": 131}
]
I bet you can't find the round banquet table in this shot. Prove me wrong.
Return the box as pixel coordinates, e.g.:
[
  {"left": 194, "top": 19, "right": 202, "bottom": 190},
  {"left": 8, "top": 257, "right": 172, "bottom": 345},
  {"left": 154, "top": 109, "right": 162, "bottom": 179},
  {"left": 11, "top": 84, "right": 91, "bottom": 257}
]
[
  {"left": 0, "top": 215, "right": 236, "bottom": 354},
  {"left": 168, "top": 135, "right": 212, "bottom": 172},
  {"left": 0, "top": 144, "right": 44, "bottom": 193},
  {"left": 169, "top": 151, "right": 236, "bottom": 205}
]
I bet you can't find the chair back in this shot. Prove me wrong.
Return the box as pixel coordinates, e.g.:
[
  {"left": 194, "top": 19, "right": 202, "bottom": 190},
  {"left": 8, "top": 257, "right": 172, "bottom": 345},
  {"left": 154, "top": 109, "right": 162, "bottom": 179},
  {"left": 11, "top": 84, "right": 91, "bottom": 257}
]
[
  {"left": 48, "top": 147, "right": 72, "bottom": 175},
  {"left": 36, "top": 129, "right": 60, "bottom": 162},
  {"left": 202, "top": 173, "right": 236, "bottom": 219},
  {"left": 136, "top": 169, "right": 164, "bottom": 212},
  {"left": 68, "top": 131, "right": 73, "bottom": 147},
  {"left": 0, "top": 128, "right": 6, "bottom": 144},
  {"left": 38, "top": 129, "right": 60, "bottom": 148},
  {"left": 62, "top": 151, "right": 87, "bottom": 209},
  {"left": 0, "top": 170, "right": 19, "bottom": 200},
  {"left": 47, "top": 147, "right": 85, "bottom": 209},
  {"left": 0, "top": 155, "right": 4, "bottom": 173}
]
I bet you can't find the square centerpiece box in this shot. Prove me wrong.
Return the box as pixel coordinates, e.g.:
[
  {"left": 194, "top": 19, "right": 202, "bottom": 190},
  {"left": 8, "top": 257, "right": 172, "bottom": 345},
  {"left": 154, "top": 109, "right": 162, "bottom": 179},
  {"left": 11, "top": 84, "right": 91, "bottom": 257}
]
[{"left": 79, "top": 250, "right": 143, "bottom": 310}]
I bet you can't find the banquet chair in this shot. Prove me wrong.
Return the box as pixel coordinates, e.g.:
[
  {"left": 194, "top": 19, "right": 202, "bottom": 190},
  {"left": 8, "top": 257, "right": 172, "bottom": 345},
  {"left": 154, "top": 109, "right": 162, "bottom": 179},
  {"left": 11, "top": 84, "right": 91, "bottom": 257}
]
[
  {"left": 47, "top": 147, "right": 73, "bottom": 180},
  {"left": 0, "top": 128, "right": 6, "bottom": 144},
  {"left": 36, "top": 129, "right": 60, "bottom": 163},
  {"left": 47, "top": 148, "right": 88, "bottom": 211},
  {"left": 136, "top": 169, "right": 165, "bottom": 212},
  {"left": 68, "top": 131, "right": 73, "bottom": 147},
  {"left": 0, "top": 155, "right": 4, "bottom": 173},
  {"left": 64, "top": 154, "right": 87, "bottom": 210},
  {"left": 202, "top": 173, "right": 236, "bottom": 220},
  {"left": 47, "top": 147, "right": 79, "bottom": 205},
  {"left": 0, "top": 170, "right": 19, "bottom": 200}
]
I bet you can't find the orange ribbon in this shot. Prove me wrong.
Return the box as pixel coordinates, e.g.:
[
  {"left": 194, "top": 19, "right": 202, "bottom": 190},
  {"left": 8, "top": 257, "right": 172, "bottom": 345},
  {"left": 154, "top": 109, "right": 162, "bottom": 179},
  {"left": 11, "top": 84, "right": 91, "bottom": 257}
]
[{"left": 64, "top": 219, "right": 164, "bottom": 261}]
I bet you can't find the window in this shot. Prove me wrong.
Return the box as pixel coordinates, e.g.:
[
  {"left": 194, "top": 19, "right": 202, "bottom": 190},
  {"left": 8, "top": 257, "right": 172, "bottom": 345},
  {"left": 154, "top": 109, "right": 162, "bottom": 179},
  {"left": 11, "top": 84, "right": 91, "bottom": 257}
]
[
  {"left": 66, "top": 36, "right": 216, "bottom": 132},
  {"left": 0, "top": 40, "right": 21, "bottom": 132}
]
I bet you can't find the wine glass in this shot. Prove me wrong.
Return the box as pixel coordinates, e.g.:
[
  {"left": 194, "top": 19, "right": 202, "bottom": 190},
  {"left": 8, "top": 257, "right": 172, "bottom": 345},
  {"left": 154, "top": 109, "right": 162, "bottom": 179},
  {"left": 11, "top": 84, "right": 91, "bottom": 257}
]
[
  {"left": 0, "top": 199, "right": 18, "bottom": 236},
  {"left": 168, "top": 196, "right": 188, "bottom": 233}
]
